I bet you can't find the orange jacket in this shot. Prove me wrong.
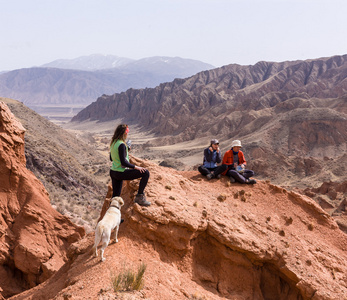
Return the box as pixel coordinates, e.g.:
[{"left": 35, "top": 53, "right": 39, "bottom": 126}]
[{"left": 222, "top": 150, "right": 247, "bottom": 175}]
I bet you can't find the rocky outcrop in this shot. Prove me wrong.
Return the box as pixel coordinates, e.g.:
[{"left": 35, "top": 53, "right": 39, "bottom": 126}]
[
  {"left": 116, "top": 158, "right": 347, "bottom": 299},
  {"left": 0, "top": 102, "right": 85, "bottom": 298},
  {"left": 11, "top": 156, "right": 347, "bottom": 300}
]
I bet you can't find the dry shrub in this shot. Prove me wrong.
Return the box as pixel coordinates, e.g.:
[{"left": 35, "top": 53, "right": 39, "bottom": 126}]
[{"left": 111, "top": 263, "right": 147, "bottom": 292}]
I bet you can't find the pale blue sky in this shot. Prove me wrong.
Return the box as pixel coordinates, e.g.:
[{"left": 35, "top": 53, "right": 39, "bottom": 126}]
[{"left": 1, "top": 0, "right": 346, "bottom": 71}]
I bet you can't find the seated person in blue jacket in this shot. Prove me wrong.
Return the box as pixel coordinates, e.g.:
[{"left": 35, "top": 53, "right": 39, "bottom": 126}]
[
  {"left": 198, "top": 139, "right": 225, "bottom": 180},
  {"left": 222, "top": 140, "right": 256, "bottom": 184}
]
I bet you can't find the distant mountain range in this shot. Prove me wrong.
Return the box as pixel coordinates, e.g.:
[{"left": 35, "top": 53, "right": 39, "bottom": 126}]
[
  {"left": 72, "top": 55, "right": 347, "bottom": 140},
  {"left": 0, "top": 54, "right": 214, "bottom": 105},
  {"left": 71, "top": 54, "right": 347, "bottom": 191}
]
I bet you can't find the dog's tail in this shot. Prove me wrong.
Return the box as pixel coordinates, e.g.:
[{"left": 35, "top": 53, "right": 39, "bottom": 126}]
[{"left": 94, "top": 224, "right": 105, "bottom": 247}]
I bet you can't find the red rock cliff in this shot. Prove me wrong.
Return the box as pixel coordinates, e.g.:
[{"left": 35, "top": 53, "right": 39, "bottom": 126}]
[{"left": 0, "top": 102, "right": 85, "bottom": 298}]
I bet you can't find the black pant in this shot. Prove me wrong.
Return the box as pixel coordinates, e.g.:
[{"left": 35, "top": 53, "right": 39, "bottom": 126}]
[
  {"left": 110, "top": 169, "right": 150, "bottom": 197},
  {"left": 198, "top": 165, "right": 226, "bottom": 177},
  {"left": 226, "top": 169, "right": 254, "bottom": 183}
]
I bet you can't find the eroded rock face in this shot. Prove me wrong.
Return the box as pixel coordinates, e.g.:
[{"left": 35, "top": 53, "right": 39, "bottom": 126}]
[
  {"left": 100, "top": 157, "right": 347, "bottom": 299},
  {"left": 9, "top": 156, "right": 347, "bottom": 300},
  {"left": 0, "top": 102, "right": 85, "bottom": 298}
]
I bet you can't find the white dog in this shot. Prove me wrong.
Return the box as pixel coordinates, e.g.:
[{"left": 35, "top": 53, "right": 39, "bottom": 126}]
[{"left": 92, "top": 196, "right": 124, "bottom": 262}]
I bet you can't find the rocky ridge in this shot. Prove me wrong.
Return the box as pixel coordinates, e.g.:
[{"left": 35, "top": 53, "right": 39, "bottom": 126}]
[
  {"left": 9, "top": 156, "right": 347, "bottom": 300},
  {"left": 0, "top": 102, "right": 85, "bottom": 298},
  {"left": 71, "top": 55, "right": 347, "bottom": 136}
]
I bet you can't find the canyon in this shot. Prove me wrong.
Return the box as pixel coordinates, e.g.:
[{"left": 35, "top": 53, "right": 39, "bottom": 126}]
[{"left": 0, "top": 54, "right": 346, "bottom": 299}]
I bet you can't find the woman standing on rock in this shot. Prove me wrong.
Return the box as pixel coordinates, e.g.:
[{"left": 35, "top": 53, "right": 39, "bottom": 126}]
[
  {"left": 109, "top": 124, "right": 151, "bottom": 206},
  {"left": 222, "top": 140, "right": 256, "bottom": 184}
]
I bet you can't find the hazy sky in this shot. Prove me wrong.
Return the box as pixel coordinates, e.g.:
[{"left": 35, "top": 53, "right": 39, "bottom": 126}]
[{"left": 1, "top": 0, "right": 346, "bottom": 71}]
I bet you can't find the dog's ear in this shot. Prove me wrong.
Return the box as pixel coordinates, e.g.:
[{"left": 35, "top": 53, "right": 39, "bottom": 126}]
[{"left": 118, "top": 198, "right": 124, "bottom": 206}]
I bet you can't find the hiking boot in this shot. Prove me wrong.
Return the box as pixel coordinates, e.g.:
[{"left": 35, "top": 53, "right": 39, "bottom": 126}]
[
  {"left": 134, "top": 194, "right": 151, "bottom": 206},
  {"left": 229, "top": 177, "right": 236, "bottom": 183},
  {"left": 246, "top": 179, "right": 257, "bottom": 184},
  {"left": 206, "top": 173, "right": 213, "bottom": 180},
  {"left": 215, "top": 174, "right": 221, "bottom": 179}
]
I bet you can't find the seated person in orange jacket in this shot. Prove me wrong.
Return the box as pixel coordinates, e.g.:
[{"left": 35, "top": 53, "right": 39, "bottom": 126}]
[{"left": 222, "top": 140, "right": 256, "bottom": 184}]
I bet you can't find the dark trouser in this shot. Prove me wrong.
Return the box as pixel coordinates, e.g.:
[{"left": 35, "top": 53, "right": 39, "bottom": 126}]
[
  {"left": 110, "top": 169, "right": 150, "bottom": 197},
  {"left": 226, "top": 169, "right": 254, "bottom": 184},
  {"left": 198, "top": 165, "right": 226, "bottom": 177}
]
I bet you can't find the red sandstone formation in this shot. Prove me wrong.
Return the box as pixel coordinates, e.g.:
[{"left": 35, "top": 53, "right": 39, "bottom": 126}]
[
  {"left": 0, "top": 102, "right": 85, "bottom": 298},
  {"left": 10, "top": 156, "right": 347, "bottom": 300}
]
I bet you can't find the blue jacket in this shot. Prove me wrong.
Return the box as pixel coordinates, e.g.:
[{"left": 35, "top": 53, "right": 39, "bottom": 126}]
[{"left": 202, "top": 147, "right": 222, "bottom": 168}]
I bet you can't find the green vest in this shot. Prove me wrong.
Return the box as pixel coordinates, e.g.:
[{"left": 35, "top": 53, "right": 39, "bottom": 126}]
[{"left": 110, "top": 140, "right": 129, "bottom": 172}]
